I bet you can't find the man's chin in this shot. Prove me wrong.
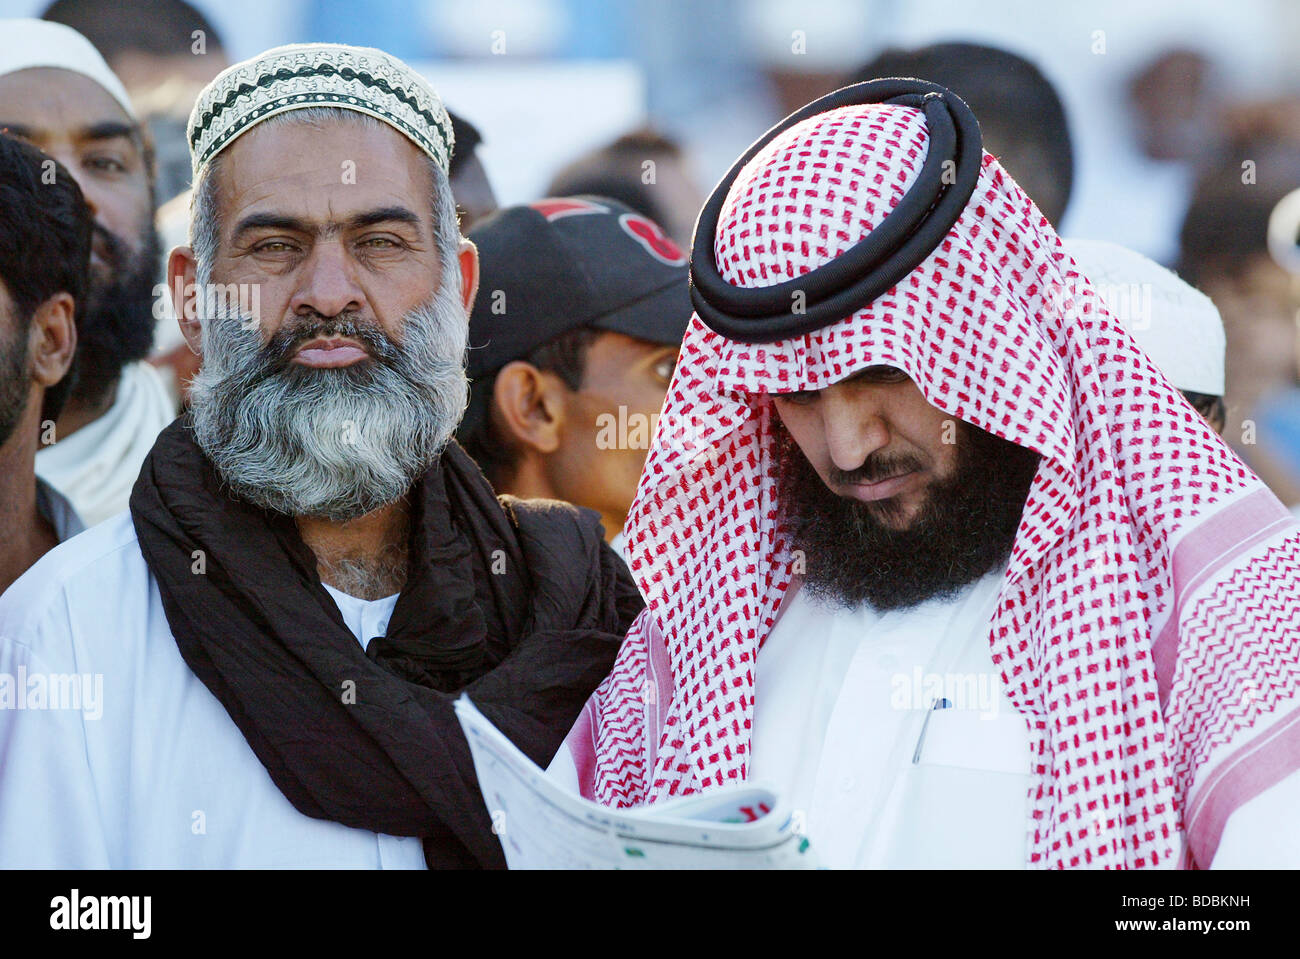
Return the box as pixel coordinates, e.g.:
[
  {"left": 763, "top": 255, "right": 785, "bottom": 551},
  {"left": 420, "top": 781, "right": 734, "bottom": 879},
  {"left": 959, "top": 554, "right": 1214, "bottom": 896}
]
[
  {"left": 851, "top": 489, "right": 928, "bottom": 531},
  {"left": 868, "top": 506, "right": 917, "bottom": 531}
]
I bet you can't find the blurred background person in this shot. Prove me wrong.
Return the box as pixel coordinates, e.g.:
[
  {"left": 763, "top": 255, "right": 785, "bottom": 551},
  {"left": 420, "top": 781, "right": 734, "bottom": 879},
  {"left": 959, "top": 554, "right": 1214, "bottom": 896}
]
[
  {"left": 457, "top": 197, "right": 690, "bottom": 555},
  {"left": 1266, "top": 186, "right": 1300, "bottom": 517},
  {"left": 546, "top": 128, "right": 705, "bottom": 249},
  {"left": 447, "top": 108, "right": 499, "bottom": 231},
  {"left": 41, "top": 0, "right": 230, "bottom": 203},
  {"left": 1270, "top": 187, "right": 1300, "bottom": 279},
  {"left": 40, "top": 0, "right": 232, "bottom": 405},
  {"left": 0, "top": 134, "right": 90, "bottom": 593},
  {"left": 1179, "top": 158, "right": 1300, "bottom": 507},
  {"left": 847, "top": 41, "right": 1074, "bottom": 227},
  {"left": 0, "top": 18, "right": 174, "bottom": 526}
]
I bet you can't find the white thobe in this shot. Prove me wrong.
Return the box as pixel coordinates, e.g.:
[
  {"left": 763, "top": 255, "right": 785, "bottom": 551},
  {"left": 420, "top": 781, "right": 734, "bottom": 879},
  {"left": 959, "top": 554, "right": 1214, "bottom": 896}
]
[
  {"left": 0, "top": 513, "right": 427, "bottom": 868},
  {"left": 750, "top": 573, "right": 1300, "bottom": 868},
  {"left": 550, "top": 570, "right": 1300, "bottom": 868},
  {"left": 749, "top": 571, "right": 1030, "bottom": 868},
  {"left": 35, "top": 361, "right": 176, "bottom": 527},
  {"left": 35, "top": 476, "right": 85, "bottom": 544}
]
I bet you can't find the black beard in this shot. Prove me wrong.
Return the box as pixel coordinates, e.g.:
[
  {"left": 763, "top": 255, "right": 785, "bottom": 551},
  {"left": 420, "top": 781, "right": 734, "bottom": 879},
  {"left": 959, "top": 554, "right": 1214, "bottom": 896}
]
[
  {"left": 73, "top": 221, "right": 161, "bottom": 409},
  {"left": 774, "top": 417, "right": 1041, "bottom": 611},
  {"left": 0, "top": 319, "right": 30, "bottom": 449}
]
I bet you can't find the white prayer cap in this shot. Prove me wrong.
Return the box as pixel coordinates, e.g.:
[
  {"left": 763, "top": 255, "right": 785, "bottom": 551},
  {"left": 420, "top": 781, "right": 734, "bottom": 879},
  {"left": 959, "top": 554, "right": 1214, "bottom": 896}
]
[
  {"left": 1268, "top": 187, "right": 1300, "bottom": 278},
  {"left": 187, "top": 43, "right": 453, "bottom": 181},
  {"left": 1065, "top": 237, "right": 1226, "bottom": 396},
  {"left": 0, "top": 19, "right": 135, "bottom": 119}
]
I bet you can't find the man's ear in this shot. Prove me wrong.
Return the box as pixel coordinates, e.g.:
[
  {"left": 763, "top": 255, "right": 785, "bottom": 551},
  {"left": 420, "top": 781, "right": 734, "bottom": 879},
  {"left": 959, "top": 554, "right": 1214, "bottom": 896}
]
[
  {"left": 167, "top": 244, "right": 203, "bottom": 355},
  {"left": 28, "top": 291, "right": 77, "bottom": 389},
  {"left": 492, "top": 360, "right": 568, "bottom": 455},
  {"left": 457, "top": 238, "right": 479, "bottom": 315}
]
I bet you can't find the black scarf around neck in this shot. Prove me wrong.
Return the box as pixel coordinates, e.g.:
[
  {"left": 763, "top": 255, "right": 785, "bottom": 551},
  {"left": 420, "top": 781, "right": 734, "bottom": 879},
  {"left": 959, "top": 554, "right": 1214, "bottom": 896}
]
[{"left": 130, "top": 417, "right": 643, "bottom": 868}]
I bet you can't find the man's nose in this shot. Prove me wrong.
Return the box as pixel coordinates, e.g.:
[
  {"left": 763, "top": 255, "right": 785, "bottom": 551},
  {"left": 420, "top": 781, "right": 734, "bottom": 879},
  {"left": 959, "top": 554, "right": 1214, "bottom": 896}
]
[
  {"left": 821, "top": 389, "right": 890, "bottom": 472},
  {"left": 289, "top": 241, "right": 365, "bottom": 318}
]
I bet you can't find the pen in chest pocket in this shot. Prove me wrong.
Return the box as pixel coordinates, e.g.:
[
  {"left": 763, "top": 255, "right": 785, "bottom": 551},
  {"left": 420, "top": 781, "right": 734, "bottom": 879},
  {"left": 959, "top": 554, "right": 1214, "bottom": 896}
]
[{"left": 911, "top": 696, "right": 953, "bottom": 764}]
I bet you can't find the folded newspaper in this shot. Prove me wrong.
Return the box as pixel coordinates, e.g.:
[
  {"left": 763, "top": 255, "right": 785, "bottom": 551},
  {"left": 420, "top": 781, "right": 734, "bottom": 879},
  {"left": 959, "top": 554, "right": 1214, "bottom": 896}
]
[{"left": 454, "top": 696, "right": 818, "bottom": 869}]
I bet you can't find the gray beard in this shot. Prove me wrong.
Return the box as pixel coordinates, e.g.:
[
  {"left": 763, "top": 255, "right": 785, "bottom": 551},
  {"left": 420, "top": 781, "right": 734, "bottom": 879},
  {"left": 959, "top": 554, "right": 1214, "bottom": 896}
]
[{"left": 188, "top": 279, "right": 469, "bottom": 521}]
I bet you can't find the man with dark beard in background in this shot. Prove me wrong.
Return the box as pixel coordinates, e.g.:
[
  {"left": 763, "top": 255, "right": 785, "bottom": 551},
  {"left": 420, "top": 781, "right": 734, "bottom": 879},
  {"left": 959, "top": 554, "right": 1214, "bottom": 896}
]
[
  {"left": 0, "top": 19, "right": 175, "bottom": 525},
  {"left": 0, "top": 43, "right": 641, "bottom": 869}
]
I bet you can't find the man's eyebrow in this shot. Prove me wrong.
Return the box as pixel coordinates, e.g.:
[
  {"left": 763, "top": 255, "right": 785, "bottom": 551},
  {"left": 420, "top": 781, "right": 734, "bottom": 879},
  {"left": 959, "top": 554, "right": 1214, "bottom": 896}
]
[
  {"left": 232, "top": 207, "right": 425, "bottom": 241},
  {"left": 347, "top": 206, "right": 422, "bottom": 230},
  {"left": 81, "top": 121, "right": 138, "bottom": 145},
  {"left": 233, "top": 212, "right": 314, "bottom": 238}
]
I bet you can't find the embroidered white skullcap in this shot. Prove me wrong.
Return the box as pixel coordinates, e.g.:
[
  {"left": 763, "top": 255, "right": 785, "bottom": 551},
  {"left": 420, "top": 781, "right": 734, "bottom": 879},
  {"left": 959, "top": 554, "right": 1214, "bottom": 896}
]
[
  {"left": 1066, "top": 237, "right": 1226, "bottom": 396},
  {"left": 187, "top": 42, "right": 453, "bottom": 180},
  {"left": 1268, "top": 187, "right": 1300, "bottom": 278},
  {"left": 0, "top": 19, "right": 135, "bottom": 119}
]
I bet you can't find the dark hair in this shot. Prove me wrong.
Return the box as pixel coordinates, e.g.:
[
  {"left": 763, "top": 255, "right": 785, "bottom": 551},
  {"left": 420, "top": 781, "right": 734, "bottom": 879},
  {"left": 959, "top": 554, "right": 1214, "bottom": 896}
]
[
  {"left": 42, "top": 0, "right": 225, "bottom": 61},
  {"left": 1178, "top": 160, "right": 1292, "bottom": 287},
  {"left": 0, "top": 133, "right": 93, "bottom": 423},
  {"left": 545, "top": 128, "right": 685, "bottom": 229},
  {"left": 1181, "top": 389, "right": 1227, "bottom": 434},
  {"left": 458, "top": 327, "right": 602, "bottom": 487},
  {"left": 447, "top": 109, "right": 482, "bottom": 179},
  {"left": 848, "top": 42, "right": 1073, "bottom": 226}
]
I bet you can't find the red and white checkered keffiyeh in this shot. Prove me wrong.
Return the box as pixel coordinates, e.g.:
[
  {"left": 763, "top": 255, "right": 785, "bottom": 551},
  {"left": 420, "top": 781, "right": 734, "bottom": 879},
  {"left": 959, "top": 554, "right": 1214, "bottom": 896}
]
[{"left": 563, "top": 101, "right": 1300, "bottom": 868}]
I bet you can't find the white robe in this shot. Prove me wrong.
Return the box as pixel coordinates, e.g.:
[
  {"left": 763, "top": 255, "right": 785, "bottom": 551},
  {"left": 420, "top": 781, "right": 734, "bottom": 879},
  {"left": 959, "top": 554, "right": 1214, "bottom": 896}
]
[
  {"left": 748, "top": 571, "right": 1030, "bottom": 867},
  {"left": 35, "top": 476, "right": 85, "bottom": 544},
  {"left": 751, "top": 575, "right": 1300, "bottom": 868},
  {"left": 0, "top": 512, "right": 426, "bottom": 868},
  {"left": 34, "top": 361, "right": 176, "bottom": 528},
  {"left": 551, "top": 570, "right": 1300, "bottom": 868}
]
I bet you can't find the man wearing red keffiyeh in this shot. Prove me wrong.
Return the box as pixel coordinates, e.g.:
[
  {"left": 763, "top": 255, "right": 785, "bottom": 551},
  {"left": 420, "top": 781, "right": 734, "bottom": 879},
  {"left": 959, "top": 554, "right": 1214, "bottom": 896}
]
[{"left": 549, "top": 79, "right": 1300, "bottom": 869}]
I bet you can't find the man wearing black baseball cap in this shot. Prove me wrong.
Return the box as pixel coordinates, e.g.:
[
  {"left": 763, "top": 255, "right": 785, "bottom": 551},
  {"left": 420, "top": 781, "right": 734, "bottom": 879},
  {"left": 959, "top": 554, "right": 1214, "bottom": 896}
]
[{"left": 459, "top": 196, "right": 691, "bottom": 554}]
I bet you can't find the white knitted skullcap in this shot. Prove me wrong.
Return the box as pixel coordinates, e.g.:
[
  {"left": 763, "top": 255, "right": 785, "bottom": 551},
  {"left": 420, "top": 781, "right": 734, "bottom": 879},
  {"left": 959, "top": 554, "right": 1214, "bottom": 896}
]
[
  {"left": 187, "top": 42, "right": 453, "bottom": 180},
  {"left": 1066, "top": 237, "right": 1226, "bottom": 396},
  {"left": 1268, "top": 187, "right": 1300, "bottom": 278},
  {"left": 0, "top": 19, "right": 135, "bottom": 119}
]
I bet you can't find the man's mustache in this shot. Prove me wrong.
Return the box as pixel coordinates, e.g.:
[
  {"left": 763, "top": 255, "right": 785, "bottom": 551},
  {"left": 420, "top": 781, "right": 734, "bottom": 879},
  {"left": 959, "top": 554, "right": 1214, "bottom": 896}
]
[
  {"left": 829, "top": 450, "right": 926, "bottom": 486},
  {"left": 262, "top": 315, "right": 403, "bottom": 372}
]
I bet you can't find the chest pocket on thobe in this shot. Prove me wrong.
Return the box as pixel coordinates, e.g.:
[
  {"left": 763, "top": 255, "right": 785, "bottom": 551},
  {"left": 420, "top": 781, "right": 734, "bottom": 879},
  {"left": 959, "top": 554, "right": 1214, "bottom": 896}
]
[{"left": 866, "top": 639, "right": 1034, "bottom": 868}]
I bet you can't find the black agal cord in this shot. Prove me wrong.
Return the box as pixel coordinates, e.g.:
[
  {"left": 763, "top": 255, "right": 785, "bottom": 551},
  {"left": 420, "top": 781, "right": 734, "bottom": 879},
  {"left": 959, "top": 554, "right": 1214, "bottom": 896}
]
[{"left": 689, "top": 78, "right": 983, "bottom": 344}]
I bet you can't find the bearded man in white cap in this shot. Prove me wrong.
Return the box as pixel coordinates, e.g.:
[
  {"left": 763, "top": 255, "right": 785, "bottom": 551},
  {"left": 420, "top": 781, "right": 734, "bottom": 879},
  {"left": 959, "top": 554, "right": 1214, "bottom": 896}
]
[
  {"left": 552, "top": 80, "right": 1300, "bottom": 869},
  {"left": 0, "top": 42, "right": 642, "bottom": 868},
  {"left": 0, "top": 19, "right": 175, "bottom": 525}
]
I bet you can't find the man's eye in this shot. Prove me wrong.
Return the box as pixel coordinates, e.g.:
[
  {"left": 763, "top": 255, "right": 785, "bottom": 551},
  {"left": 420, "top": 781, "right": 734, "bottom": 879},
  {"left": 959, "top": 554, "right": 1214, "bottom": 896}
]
[
  {"left": 652, "top": 356, "right": 677, "bottom": 382},
  {"left": 86, "top": 155, "right": 126, "bottom": 174},
  {"left": 858, "top": 365, "right": 910, "bottom": 384},
  {"left": 779, "top": 389, "right": 818, "bottom": 406},
  {"left": 360, "top": 237, "right": 400, "bottom": 249},
  {"left": 255, "top": 241, "right": 297, "bottom": 253}
]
